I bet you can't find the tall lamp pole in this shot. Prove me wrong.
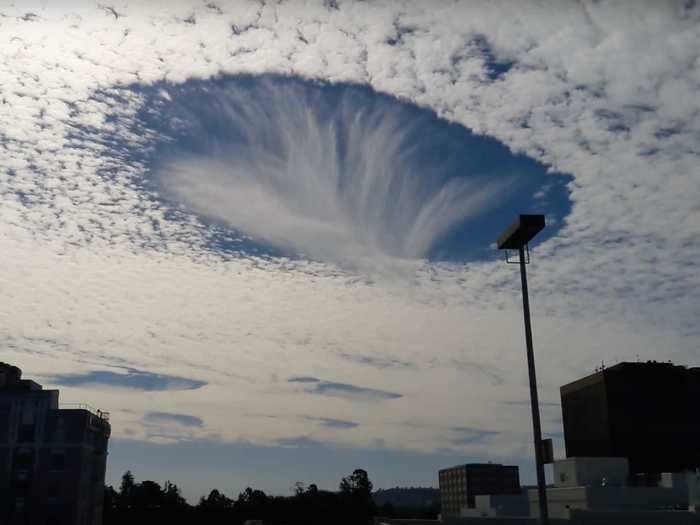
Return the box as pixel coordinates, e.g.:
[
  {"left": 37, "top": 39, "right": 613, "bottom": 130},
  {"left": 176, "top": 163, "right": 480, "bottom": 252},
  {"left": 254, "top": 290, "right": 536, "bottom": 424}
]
[{"left": 497, "top": 214, "right": 549, "bottom": 525}]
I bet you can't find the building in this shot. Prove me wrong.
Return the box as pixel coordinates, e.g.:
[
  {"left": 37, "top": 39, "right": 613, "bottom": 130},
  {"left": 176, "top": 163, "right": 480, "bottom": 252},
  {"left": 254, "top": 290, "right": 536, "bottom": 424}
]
[
  {"left": 461, "top": 491, "right": 530, "bottom": 519},
  {"left": 560, "top": 361, "right": 700, "bottom": 474},
  {"left": 553, "top": 457, "right": 629, "bottom": 488},
  {"left": 0, "top": 362, "right": 111, "bottom": 525},
  {"left": 438, "top": 463, "right": 520, "bottom": 517},
  {"left": 527, "top": 457, "right": 697, "bottom": 522}
]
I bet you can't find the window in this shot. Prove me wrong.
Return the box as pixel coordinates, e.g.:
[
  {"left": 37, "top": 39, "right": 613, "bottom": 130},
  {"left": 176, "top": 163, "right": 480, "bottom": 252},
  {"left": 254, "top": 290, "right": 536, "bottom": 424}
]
[
  {"left": 50, "top": 451, "right": 66, "bottom": 471},
  {"left": 48, "top": 481, "right": 61, "bottom": 501},
  {"left": 15, "top": 449, "right": 33, "bottom": 469},
  {"left": 18, "top": 424, "right": 35, "bottom": 443},
  {"left": 54, "top": 418, "right": 65, "bottom": 441}
]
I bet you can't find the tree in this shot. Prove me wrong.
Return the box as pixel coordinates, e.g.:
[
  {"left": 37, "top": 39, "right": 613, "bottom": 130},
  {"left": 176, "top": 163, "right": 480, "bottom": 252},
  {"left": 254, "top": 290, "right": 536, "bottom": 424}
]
[
  {"left": 339, "top": 469, "right": 375, "bottom": 524},
  {"left": 236, "top": 487, "right": 268, "bottom": 506},
  {"left": 163, "top": 480, "right": 187, "bottom": 508},
  {"left": 103, "top": 485, "right": 118, "bottom": 520},
  {"left": 118, "top": 470, "right": 135, "bottom": 509},
  {"left": 132, "top": 480, "right": 163, "bottom": 509},
  {"left": 339, "top": 468, "right": 373, "bottom": 496},
  {"left": 198, "top": 489, "right": 233, "bottom": 510},
  {"left": 120, "top": 470, "right": 135, "bottom": 496}
]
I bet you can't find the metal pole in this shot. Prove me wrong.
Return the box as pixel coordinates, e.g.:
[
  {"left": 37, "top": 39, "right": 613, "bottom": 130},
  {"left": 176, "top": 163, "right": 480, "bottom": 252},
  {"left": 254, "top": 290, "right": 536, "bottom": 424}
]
[{"left": 518, "top": 245, "right": 549, "bottom": 525}]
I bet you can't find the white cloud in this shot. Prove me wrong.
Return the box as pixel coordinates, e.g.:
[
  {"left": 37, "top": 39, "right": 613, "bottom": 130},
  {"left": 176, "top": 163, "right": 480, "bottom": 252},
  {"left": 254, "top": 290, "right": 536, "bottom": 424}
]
[{"left": 0, "top": 0, "right": 698, "bottom": 470}]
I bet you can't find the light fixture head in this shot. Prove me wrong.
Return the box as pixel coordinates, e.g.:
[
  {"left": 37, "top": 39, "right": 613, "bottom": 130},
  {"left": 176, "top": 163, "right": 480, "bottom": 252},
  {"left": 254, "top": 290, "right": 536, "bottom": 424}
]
[{"left": 497, "top": 214, "right": 545, "bottom": 250}]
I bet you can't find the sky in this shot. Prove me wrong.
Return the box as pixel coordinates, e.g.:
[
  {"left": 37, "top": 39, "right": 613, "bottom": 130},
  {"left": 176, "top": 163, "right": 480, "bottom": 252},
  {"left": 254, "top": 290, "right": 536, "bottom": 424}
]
[{"left": 1, "top": 0, "right": 699, "bottom": 502}]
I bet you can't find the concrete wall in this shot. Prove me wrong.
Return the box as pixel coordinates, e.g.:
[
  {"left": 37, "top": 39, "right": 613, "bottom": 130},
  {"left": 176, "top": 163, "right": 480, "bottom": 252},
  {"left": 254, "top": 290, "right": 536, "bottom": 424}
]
[
  {"left": 470, "top": 493, "right": 529, "bottom": 517},
  {"left": 441, "top": 510, "right": 700, "bottom": 525},
  {"left": 688, "top": 471, "right": 700, "bottom": 511},
  {"left": 569, "top": 509, "right": 700, "bottom": 524},
  {"left": 530, "top": 485, "right": 691, "bottom": 520},
  {"left": 553, "top": 457, "right": 628, "bottom": 488},
  {"left": 442, "top": 517, "right": 568, "bottom": 525}
]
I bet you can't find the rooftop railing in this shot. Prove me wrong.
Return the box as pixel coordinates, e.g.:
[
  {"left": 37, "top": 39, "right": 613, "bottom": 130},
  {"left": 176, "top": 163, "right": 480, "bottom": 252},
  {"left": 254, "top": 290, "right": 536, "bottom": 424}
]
[{"left": 61, "top": 403, "right": 110, "bottom": 422}]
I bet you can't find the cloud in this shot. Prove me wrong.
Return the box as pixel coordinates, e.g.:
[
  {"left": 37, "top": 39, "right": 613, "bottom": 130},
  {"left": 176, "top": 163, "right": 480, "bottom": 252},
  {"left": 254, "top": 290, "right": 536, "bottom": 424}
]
[
  {"left": 451, "top": 427, "right": 499, "bottom": 445},
  {"left": 306, "top": 381, "right": 402, "bottom": 402},
  {"left": 441, "top": 359, "right": 505, "bottom": 386},
  {"left": 275, "top": 436, "right": 326, "bottom": 448},
  {"left": 303, "top": 416, "right": 359, "bottom": 429},
  {"left": 0, "top": 0, "right": 698, "bottom": 498},
  {"left": 288, "top": 376, "right": 321, "bottom": 383},
  {"left": 338, "top": 353, "right": 414, "bottom": 370},
  {"left": 151, "top": 76, "right": 530, "bottom": 267},
  {"left": 144, "top": 412, "right": 204, "bottom": 428},
  {"left": 288, "top": 375, "right": 401, "bottom": 401},
  {"left": 48, "top": 369, "right": 207, "bottom": 392}
]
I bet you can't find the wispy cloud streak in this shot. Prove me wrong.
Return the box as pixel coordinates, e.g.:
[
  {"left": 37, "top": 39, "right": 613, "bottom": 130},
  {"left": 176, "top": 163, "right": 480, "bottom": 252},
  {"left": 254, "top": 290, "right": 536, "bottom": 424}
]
[{"left": 156, "top": 79, "right": 512, "bottom": 266}]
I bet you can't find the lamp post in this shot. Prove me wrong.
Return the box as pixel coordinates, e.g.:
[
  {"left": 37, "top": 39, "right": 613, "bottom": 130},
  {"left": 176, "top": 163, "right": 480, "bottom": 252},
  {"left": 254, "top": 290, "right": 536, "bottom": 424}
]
[{"left": 497, "top": 214, "right": 549, "bottom": 525}]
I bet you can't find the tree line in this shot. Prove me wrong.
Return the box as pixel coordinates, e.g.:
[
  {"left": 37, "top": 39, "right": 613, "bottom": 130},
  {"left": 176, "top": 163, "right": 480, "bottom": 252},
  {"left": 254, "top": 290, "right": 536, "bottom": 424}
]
[{"left": 104, "top": 468, "right": 379, "bottom": 525}]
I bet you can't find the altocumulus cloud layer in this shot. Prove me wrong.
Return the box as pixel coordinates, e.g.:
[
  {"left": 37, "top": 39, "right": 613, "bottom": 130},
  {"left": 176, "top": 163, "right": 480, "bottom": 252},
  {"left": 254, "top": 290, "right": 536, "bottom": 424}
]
[{"left": 0, "top": 0, "right": 699, "bottom": 493}]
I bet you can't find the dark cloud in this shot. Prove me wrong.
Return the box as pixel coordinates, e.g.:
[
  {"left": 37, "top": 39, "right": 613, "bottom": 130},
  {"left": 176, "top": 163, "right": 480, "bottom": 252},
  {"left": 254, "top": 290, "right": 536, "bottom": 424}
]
[
  {"left": 247, "top": 413, "right": 358, "bottom": 429},
  {"left": 289, "top": 374, "right": 401, "bottom": 401},
  {"left": 288, "top": 376, "right": 320, "bottom": 383},
  {"left": 306, "top": 380, "right": 402, "bottom": 402},
  {"left": 451, "top": 426, "right": 499, "bottom": 445},
  {"left": 446, "top": 359, "right": 504, "bottom": 386},
  {"left": 144, "top": 411, "right": 204, "bottom": 428},
  {"left": 48, "top": 368, "right": 206, "bottom": 391},
  {"left": 338, "top": 352, "right": 414, "bottom": 369},
  {"left": 304, "top": 416, "right": 359, "bottom": 429}
]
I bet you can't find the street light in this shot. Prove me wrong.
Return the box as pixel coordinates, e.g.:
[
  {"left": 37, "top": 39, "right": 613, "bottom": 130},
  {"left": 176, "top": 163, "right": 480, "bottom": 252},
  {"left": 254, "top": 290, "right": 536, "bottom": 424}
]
[{"left": 497, "top": 214, "right": 549, "bottom": 525}]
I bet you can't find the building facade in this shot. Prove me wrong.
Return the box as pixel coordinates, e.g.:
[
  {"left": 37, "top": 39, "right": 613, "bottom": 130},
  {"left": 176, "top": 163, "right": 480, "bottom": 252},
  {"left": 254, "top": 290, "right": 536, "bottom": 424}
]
[
  {"left": 438, "top": 463, "right": 520, "bottom": 517},
  {"left": 0, "top": 362, "right": 111, "bottom": 525},
  {"left": 560, "top": 361, "right": 700, "bottom": 474},
  {"left": 529, "top": 457, "right": 695, "bottom": 521}
]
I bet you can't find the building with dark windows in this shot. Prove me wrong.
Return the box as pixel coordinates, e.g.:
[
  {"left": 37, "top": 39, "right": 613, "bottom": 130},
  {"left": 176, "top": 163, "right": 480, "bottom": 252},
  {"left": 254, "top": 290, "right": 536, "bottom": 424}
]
[
  {"left": 560, "top": 361, "right": 700, "bottom": 474},
  {"left": 0, "top": 362, "right": 111, "bottom": 525},
  {"left": 438, "top": 463, "right": 520, "bottom": 517}
]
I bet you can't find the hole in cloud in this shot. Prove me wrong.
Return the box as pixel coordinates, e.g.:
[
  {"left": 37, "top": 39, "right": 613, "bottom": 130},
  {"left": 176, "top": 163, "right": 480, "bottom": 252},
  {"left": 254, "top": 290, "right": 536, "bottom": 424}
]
[
  {"left": 47, "top": 368, "right": 207, "bottom": 391},
  {"left": 93, "top": 74, "right": 571, "bottom": 266},
  {"left": 469, "top": 35, "right": 515, "bottom": 81}
]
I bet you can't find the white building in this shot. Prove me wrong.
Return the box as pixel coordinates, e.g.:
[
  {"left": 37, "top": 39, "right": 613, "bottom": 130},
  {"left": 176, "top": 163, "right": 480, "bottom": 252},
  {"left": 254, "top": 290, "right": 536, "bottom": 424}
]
[{"left": 529, "top": 457, "right": 694, "bottom": 520}]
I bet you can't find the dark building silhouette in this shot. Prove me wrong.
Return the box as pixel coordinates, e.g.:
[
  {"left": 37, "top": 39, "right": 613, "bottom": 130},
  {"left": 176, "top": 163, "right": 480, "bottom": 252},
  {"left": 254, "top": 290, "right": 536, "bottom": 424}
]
[
  {"left": 561, "top": 361, "right": 700, "bottom": 474},
  {"left": 0, "top": 362, "right": 111, "bottom": 525},
  {"left": 438, "top": 463, "right": 520, "bottom": 516}
]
